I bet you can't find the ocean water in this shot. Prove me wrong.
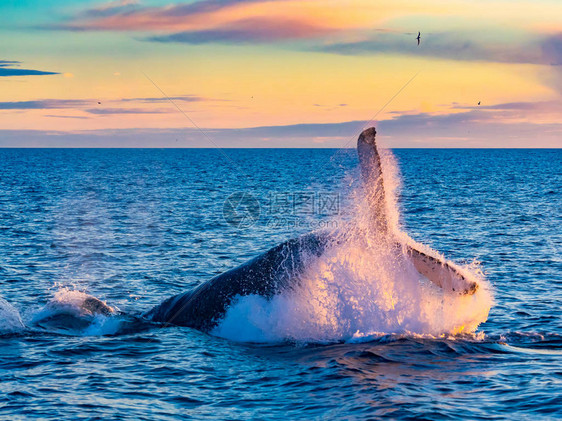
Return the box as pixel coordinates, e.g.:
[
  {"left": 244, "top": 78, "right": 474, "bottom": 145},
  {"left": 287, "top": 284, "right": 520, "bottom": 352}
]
[{"left": 0, "top": 147, "right": 560, "bottom": 420}]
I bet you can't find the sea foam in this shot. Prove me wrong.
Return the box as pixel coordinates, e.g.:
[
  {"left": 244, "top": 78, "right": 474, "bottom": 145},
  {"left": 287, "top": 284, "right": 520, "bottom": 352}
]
[
  {"left": 0, "top": 296, "right": 25, "bottom": 334},
  {"left": 31, "top": 288, "right": 122, "bottom": 336}
]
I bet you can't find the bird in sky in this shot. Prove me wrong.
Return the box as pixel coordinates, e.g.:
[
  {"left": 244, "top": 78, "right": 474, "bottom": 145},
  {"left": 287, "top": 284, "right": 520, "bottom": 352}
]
[
  {"left": 478, "top": 101, "right": 481, "bottom": 105},
  {"left": 416, "top": 32, "right": 421, "bottom": 46}
]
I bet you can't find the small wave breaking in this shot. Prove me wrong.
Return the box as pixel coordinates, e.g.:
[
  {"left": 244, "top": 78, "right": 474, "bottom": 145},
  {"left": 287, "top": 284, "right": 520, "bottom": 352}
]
[
  {"left": 30, "top": 288, "right": 124, "bottom": 336},
  {"left": 0, "top": 296, "right": 25, "bottom": 335}
]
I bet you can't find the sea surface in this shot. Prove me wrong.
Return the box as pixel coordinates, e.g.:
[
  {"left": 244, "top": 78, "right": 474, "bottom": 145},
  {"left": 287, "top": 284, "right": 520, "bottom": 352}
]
[{"left": 0, "top": 147, "right": 560, "bottom": 420}]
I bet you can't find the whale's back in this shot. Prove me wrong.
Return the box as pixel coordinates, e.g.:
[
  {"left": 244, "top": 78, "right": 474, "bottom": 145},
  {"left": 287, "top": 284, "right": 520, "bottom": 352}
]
[{"left": 145, "top": 232, "right": 330, "bottom": 331}]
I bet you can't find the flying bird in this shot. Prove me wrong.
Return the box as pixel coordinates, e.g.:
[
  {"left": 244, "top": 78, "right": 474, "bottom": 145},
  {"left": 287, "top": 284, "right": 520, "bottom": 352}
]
[
  {"left": 416, "top": 32, "right": 421, "bottom": 46},
  {"left": 478, "top": 101, "right": 481, "bottom": 105}
]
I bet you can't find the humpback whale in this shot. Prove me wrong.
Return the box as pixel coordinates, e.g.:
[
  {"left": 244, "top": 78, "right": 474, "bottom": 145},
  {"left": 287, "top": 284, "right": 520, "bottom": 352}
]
[{"left": 145, "top": 127, "right": 478, "bottom": 332}]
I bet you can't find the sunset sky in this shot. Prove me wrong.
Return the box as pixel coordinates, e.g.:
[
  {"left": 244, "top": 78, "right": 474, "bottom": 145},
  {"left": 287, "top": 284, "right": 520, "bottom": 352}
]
[{"left": 1, "top": 0, "right": 562, "bottom": 147}]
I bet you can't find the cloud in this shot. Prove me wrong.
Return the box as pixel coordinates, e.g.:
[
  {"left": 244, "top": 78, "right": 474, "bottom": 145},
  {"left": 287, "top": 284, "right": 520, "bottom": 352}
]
[
  {"left": 85, "top": 107, "right": 170, "bottom": 115},
  {"left": 44, "top": 115, "right": 90, "bottom": 119},
  {"left": 48, "top": 0, "right": 335, "bottom": 44},
  {"left": 50, "top": 0, "right": 272, "bottom": 32},
  {"left": 453, "top": 100, "right": 562, "bottom": 111},
  {"left": 448, "top": 100, "right": 562, "bottom": 124},
  {"left": 2, "top": 96, "right": 562, "bottom": 147},
  {"left": 541, "top": 33, "right": 562, "bottom": 66},
  {"left": 313, "top": 31, "right": 562, "bottom": 66},
  {"left": 149, "top": 0, "right": 266, "bottom": 18},
  {"left": 0, "top": 97, "right": 179, "bottom": 114},
  {"left": 229, "top": 120, "right": 366, "bottom": 138},
  {"left": 122, "top": 95, "right": 204, "bottom": 103},
  {"left": 380, "top": 110, "right": 479, "bottom": 132},
  {"left": 0, "top": 99, "right": 88, "bottom": 109},
  {"left": 79, "top": 0, "right": 140, "bottom": 19},
  {"left": 0, "top": 68, "right": 59, "bottom": 77},
  {"left": 39, "top": 0, "right": 562, "bottom": 68},
  {"left": 230, "top": 105, "right": 562, "bottom": 147},
  {"left": 147, "top": 17, "right": 332, "bottom": 44},
  {"left": 0, "top": 60, "right": 59, "bottom": 77},
  {"left": 1, "top": 113, "right": 561, "bottom": 148},
  {"left": 0, "top": 60, "right": 21, "bottom": 67}
]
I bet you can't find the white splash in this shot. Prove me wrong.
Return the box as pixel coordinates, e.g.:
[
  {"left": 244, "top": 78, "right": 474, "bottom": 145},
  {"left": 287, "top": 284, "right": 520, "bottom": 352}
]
[
  {"left": 213, "top": 148, "right": 493, "bottom": 343},
  {"left": 0, "top": 296, "right": 25, "bottom": 334},
  {"left": 31, "top": 288, "right": 121, "bottom": 336}
]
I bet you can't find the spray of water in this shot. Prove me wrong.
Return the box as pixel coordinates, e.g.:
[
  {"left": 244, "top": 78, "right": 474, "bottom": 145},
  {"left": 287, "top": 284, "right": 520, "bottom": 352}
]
[
  {"left": 0, "top": 296, "right": 25, "bottom": 334},
  {"left": 30, "top": 288, "right": 122, "bottom": 336},
  {"left": 213, "top": 148, "right": 493, "bottom": 343}
]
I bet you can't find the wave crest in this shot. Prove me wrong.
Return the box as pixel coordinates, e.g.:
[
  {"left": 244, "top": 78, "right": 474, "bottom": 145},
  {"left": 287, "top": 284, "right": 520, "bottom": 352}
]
[{"left": 0, "top": 296, "right": 25, "bottom": 334}]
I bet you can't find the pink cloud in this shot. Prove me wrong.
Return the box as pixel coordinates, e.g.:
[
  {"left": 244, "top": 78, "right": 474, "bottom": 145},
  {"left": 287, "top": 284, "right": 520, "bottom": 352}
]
[
  {"left": 147, "top": 17, "right": 335, "bottom": 43},
  {"left": 55, "top": 0, "right": 274, "bottom": 32},
  {"left": 50, "top": 0, "right": 338, "bottom": 43}
]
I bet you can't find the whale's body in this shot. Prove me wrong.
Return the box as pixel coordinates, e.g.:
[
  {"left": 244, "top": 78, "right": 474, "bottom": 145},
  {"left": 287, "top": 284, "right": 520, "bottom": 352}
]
[
  {"left": 146, "top": 127, "right": 478, "bottom": 332},
  {"left": 145, "top": 233, "right": 330, "bottom": 331}
]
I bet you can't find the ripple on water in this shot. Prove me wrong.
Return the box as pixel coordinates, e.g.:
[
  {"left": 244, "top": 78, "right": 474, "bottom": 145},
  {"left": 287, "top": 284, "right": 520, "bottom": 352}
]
[{"left": 0, "top": 149, "right": 560, "bottom": 419}]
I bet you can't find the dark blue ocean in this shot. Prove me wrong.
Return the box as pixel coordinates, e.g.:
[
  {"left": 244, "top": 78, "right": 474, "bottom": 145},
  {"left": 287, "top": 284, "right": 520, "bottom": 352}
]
[{"left": 0, "top": 148, "right": 560, "bottom": 420}]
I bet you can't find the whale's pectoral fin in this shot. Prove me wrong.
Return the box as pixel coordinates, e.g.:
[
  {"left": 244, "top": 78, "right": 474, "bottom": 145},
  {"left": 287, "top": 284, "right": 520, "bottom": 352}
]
[
  {"left": 405, "top": 244, "right": 478, "bottom": 295},
  {"left": 357, "top": 127, "right": 388, "bottom": 235},
  {"left": 357, "top": 127, "right": 479, "bottom": 296}
]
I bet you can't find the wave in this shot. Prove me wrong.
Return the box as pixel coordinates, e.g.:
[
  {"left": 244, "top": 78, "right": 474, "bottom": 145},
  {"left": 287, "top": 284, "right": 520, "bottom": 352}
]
[
  {"left": 0, "top": 296, "right": 25, "bottom": 335},
  {"left": 30, "top": 288, "right": 124, "bottom": 336}
]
